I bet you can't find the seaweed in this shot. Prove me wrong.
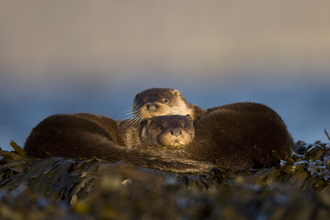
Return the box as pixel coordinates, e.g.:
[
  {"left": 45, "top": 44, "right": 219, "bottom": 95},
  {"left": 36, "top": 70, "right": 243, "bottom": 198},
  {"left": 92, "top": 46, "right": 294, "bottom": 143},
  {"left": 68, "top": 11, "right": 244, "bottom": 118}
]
[
  {"left": 1, "top": 140, "right": 330, "bottom": 219},
  {"left": 325, "top": 129, "right": 330, "bottom": 141}
]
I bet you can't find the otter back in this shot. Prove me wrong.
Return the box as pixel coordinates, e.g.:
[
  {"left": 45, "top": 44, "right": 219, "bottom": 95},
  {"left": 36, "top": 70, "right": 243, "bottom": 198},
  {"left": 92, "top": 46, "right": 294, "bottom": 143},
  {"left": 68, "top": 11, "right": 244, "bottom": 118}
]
[
  {"left": 24, "top": 113, "right": 126, "bottom": 159},
  {"left": 186, "top": 102, "right": 294, "bottom": 168}
]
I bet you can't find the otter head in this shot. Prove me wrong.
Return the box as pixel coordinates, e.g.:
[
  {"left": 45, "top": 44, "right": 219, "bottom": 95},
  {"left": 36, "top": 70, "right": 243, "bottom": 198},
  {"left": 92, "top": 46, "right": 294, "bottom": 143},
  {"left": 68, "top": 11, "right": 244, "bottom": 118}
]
[
  {"left": 139, "top": 115, "right": 195, "bottom": 151},
  {"left": 133, "top": 88, "right": 194, "bottom": 122}
]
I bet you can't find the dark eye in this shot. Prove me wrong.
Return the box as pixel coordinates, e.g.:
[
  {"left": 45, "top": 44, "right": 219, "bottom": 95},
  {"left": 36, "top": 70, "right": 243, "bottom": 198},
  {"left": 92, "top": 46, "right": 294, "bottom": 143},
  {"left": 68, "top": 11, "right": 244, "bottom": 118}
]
[
  {"left": 183, "top": 124, "right": 187, "bottom": 128},
  {"left": 163, "top": 99, "right": 169, "bottom": 104},
  {"left": 159, "top": 125, "right": 165, "bottom": 130}
]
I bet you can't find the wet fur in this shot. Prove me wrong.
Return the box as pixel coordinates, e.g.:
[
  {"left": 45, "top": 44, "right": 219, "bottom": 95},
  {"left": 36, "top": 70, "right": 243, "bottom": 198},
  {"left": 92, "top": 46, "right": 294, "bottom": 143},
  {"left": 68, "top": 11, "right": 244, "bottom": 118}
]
[
  {"left": 187, "top": 102, "right": 294, "bottom": 168},
  {"left": 24, "top": 113, "right": 216, "bottom": 173},
  {"left": 138, "top": 103, "right": 294, "bottom": 169},
  {"left": 122, "top": 88, "right": 206, "bottom": 128},
  {"left": 24, "top": 87, "right": 294, "bottom": 171},
  {"left": 137, "top": 115, "right": 195, "bottom": 152}
]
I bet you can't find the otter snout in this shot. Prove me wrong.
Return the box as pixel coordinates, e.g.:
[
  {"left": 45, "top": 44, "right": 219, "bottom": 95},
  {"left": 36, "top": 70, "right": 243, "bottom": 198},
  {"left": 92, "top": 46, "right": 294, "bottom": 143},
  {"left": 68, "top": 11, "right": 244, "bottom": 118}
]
[
  {"left": 146, "top": 103, "right": 158, "bottom": 112},
  {"left": 171, "top": 128, "right": 182, "bottom": 137}
]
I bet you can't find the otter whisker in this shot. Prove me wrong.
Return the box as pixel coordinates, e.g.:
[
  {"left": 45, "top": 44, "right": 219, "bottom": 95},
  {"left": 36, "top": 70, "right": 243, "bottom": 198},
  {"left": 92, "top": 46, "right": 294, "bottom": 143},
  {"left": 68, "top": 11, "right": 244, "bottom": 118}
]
[
  {"left": 116, "top": 112, "right": 134, "bottom": 121},
  {"left": 118, "top": 112, "right": 134, "bottom": 117},
  {"left": 116, "top": 115, "right": 132, "bottom": 121},
  {"left": 119, "top": 116, "right": 141, "bottom": 129},
  {"left": 119, "top": 109, "right": 133, "bottom": 114},
  {"left": 131, "top": 111, "right": 141, "bottom": 120},
  {"left": 120, "top": 119, "right": 133, "bottom": 129},
  {"left": 132, "top": 111, "right": 140, "bottom": 118},
  {"left": 132, "top": 109, "right": 140, "bottom": 114},
  {"left": 131, "top": 117, "right": 142, "bottom": 127},
  {"left": 120, "top": 115, "right": 143, "bottom": 129}
]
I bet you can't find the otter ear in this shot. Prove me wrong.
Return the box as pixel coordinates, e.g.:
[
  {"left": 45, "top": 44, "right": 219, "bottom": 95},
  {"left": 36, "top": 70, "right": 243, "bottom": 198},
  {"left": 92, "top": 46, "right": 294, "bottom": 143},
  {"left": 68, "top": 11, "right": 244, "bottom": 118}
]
[
  {"left": 141, "top": 118, "right": 153, "bottom": 128},
  {"left": 172, "top": 89, "right": 181, "bottom": 96},
  {"left": 185, "top": 114, "right": 193, "bottom": 123},
  {"left": 134, "top": 93, "right": 139, "bottom": 102}
]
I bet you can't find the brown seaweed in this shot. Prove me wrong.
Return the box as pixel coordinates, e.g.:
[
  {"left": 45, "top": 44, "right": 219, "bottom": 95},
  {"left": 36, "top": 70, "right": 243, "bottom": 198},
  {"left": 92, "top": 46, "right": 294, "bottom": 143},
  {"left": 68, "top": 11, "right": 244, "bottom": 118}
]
[{"left": 1, "top": 140, "right": 330, "bottom": 219}]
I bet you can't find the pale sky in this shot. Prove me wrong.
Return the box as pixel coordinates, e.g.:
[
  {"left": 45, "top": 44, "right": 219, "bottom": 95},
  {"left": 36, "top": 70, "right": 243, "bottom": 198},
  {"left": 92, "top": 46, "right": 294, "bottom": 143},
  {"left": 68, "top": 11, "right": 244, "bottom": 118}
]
[{"left": 1, "top": 0, "right": 330, "bottom": 85}]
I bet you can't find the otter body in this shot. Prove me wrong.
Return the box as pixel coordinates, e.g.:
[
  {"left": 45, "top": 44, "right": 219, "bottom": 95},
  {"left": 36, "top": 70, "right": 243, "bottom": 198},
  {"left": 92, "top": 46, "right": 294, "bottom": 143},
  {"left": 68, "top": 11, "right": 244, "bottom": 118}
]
[
  {"left": 24, "top": 113, "right": 126, "bottom": 159},
  {"left": 24, "top": 113, "right": 215, "bottom": 173},
  {"left": 187, "top": 102, "right": 294, "bottom": 168},
  {"left": 138, "top": 103, "right": 294, "bottom": 169}
]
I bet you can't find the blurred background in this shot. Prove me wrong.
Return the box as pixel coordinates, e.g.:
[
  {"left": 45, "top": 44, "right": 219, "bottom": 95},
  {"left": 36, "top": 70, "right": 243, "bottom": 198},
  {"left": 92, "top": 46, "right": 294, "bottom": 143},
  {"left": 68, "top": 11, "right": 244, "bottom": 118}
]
[{"left": 1, "top": 1, "right": 330, "bottom": 151}]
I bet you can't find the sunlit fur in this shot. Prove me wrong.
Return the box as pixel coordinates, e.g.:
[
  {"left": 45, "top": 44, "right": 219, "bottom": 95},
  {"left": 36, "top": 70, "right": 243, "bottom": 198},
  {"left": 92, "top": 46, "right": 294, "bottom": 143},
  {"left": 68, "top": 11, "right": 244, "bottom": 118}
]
[
  {"left": 119, "top": 88, "right": 206, "bottom": 131},
  {"left": 139, "top": 115, "right": 195, "bottom": 151}
]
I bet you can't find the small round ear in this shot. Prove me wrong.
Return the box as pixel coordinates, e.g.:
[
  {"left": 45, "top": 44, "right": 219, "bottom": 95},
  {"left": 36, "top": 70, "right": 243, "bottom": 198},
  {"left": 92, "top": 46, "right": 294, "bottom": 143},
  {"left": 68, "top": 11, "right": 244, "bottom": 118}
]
[
  {"left": 141, "top": 118, "right": 153, "bottom": 128},
  {"left": 185, "top": 114, "right": 193, "bottom": 123},
  {"left": 172, "top": 89, "right": 180, "bottom": 96},
  {"left": 134, "top": 93, "right": 139, "bottom": 102}
]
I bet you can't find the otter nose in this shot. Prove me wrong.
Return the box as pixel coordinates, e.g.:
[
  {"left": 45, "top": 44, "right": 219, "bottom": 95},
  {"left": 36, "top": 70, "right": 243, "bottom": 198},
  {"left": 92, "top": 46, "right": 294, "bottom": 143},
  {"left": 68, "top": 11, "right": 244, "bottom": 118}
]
[
  {"left": 171, "top": 128, "right": 182, "bottom": 137},
  {"left": 146, "top": 103, "right": 157, "bottom": 112}
]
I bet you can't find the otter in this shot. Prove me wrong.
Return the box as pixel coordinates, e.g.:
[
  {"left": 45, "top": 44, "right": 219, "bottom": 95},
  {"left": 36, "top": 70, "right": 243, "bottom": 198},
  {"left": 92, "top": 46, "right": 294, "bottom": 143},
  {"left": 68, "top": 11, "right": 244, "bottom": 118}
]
[
  {"left": 132, "top": 114, "right": 195, "bottom": 153},
  {"left": 123, "top": 88, "right": 206, "bottom": 126},
  {"left": 119, "top": 88, "right": 206, "bottom": 144},
  {"left": 137, "top": 103, "right": 294, "bottom": 169},
  {"left": 188, "top": 102, "right": 294, "bottom": 168},
  {"left": 24, "top": 113, "right": 215, "bottom": 173}
]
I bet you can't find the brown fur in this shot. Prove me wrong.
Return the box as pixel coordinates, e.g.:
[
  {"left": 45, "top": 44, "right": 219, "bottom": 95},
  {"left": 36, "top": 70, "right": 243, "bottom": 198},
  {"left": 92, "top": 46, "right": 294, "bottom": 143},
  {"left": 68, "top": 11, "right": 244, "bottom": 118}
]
[
  {"left": 118, "top": 88, "right": 205, "bottom": 147},
  {"left": 24, "top": 113, "right": 215, "bottom": 173},
  {"left": 132, "top": 88, "right": 206, "bottom": 123},
  {"left": 136, "top": 115, "right": 195, "bottom": 152},
  {"left": 187, "top": 102, "right": 294, "bottom": 168},
  {"left": 138, "top": 103, "right": 294, "bottom": 169}
]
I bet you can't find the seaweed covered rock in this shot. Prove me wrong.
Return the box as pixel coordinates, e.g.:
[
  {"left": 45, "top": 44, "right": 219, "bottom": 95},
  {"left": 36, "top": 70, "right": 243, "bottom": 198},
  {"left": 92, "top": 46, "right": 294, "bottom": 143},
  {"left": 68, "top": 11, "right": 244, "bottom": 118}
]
[
  {"left": 1, "top": 141, "right": 330, "bottom": 219},
  {"left": 0, "top": 184, "right": 70, "bottom": 220}
]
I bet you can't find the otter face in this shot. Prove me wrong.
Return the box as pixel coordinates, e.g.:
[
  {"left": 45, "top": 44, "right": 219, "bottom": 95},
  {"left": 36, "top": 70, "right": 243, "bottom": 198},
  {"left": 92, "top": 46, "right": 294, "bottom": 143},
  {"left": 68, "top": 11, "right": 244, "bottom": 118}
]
[
  {"left": 133, "top": 88, "right": 193, "bottom": 121},
  {"left": 140, "top": 115, "right": 195, "bottom": 150}
]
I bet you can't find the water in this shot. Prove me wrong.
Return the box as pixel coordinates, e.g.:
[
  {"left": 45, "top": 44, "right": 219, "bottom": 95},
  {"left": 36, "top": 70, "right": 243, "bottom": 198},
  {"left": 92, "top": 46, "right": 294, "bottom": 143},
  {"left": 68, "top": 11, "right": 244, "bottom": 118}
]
[{"left": 1, "top": 77, "right": 329, "bottom": 152}]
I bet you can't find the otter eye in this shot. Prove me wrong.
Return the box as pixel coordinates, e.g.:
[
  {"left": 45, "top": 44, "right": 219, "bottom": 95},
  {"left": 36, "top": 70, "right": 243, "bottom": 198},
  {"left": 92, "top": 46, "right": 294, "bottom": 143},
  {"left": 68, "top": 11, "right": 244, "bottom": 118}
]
[
  {"left": 163, "top": 99, "right": 169, "bottom": 104},
  {"left": 159, "top": 125, "right": 165, "bottom": 130},
  {"left": 183, "top": 124, "right": 186, "bottom": 128}
]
